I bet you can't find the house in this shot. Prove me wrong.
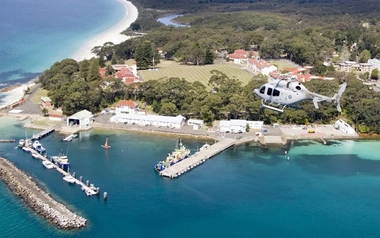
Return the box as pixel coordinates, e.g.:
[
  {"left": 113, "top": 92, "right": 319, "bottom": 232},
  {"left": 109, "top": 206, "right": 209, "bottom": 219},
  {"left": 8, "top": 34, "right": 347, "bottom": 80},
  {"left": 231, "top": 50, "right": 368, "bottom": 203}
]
[
  {"left": 110, "top": 114, "right": 186, "bottom": 129},
  {"left": 247, "top": 58, "right": 277, "bottom": 75},
  {"left": 227, "top": 49, "right": 248, "bottom": 64},
  {"left": 334, "top": 119, "right": 356, "bottom": 135},
  {"left": 187, "top": 119, "right": 204, "bottom": 130},
  {"left": 112, "top": 63, "right": 142, "bottom": 85},
  {"left": 41, "top": 96, "right": 52, "bottom": 107},
  {"left": 333, "top": 61, "right": 372, "bottom": 72},
  {"left": 360, "top": 63, "right": 372, "bottom": 72},
  {"left": 67, "top": 109, "right": 94, "bottom": 128},
  {"left": 219, "top": 120, "right": 264, "bottom": 133},
  {"left": 114, "top": 100, "right": 138, "bottom": 114}
]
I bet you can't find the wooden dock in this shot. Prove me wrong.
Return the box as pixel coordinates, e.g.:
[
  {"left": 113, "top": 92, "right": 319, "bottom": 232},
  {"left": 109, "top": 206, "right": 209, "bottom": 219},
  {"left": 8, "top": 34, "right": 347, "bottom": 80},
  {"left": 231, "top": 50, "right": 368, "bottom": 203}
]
[
  {"left": 32, "top": 127, "right": 55, "bottom": 140},
  {"left": 160, "top": 138, "right": 235, "bottom": 178},
  {"left": 24, "top": 147, "right": 100, "bottom": 196}
]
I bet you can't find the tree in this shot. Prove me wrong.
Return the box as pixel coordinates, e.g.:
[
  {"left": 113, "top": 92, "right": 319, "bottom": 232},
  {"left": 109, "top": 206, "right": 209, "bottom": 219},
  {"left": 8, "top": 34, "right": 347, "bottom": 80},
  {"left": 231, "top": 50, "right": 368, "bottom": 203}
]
[
  {"left": 371, "top": 69, "right": 379, "bottom": 80},
  {"left": 359, "top": 50, "right": 371, "bottom": 63},
  {"left": 205, "top": 48, "right": 214, "bottom": 64},
  {"left": 160, "top": 102, "right": 178, "bottom": 116},
  {"left": 41, "top": 107, "right": 48, "bottom": 116},
  {"left": 135, "top": 40, "right": 159, "bottom": 69},
  {"left": 130, "top": 22, "right": 141, "bottom": 31}
]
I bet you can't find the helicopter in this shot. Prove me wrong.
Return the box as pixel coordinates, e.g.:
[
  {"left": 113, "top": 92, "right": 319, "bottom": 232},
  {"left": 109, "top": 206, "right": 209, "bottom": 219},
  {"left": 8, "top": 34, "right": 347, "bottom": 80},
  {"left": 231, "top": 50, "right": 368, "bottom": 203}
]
[{"left": 253, "top": 79, "right": 347, "bottom": 113}]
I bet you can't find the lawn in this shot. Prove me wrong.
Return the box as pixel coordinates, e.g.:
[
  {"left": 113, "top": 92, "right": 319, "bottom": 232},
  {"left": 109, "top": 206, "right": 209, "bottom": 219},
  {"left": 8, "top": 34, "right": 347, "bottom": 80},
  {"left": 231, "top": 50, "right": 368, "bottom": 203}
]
[
  {"left": 139, "top": 61, "right": 254, "bottom": 89},
  {"left": 268, "top": 59, "right": 299, "bottom": 70},
  {"left": 31, "top": 88, "right": 48, "bottom": 104}
]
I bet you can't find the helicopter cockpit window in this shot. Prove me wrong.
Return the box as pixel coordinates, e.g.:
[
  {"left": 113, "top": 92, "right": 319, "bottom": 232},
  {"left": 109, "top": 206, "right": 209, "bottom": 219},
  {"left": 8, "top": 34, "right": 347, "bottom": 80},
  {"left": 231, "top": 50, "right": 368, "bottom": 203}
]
[
  {"left": 273, "top": 89, "right": 280, "bottom": 96},
  {"left": 267, "top": 87, "right": 273, "bottom": 95},
  {"left": 259, "top": 86, "right": 266, "bottom": 94},
  {"left": 295, "top": 86, "right": 301, "bottom": 90}
]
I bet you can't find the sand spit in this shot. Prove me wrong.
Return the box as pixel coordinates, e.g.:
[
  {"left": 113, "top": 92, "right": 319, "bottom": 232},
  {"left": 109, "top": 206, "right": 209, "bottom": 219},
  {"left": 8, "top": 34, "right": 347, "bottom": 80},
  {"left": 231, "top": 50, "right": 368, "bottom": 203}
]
[{"left": 0, "top": 157, "right": 86, "bottom": 230}]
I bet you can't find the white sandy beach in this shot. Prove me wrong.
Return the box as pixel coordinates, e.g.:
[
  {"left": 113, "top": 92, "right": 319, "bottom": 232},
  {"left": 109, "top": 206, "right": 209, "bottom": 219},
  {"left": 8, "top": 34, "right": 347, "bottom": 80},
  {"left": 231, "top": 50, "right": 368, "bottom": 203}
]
[
  {"left": 72, "top": 0, "right": 138, "bottom": 61},
  {"left": 0, "top": 0, "right": 138, "bottom": 110}
]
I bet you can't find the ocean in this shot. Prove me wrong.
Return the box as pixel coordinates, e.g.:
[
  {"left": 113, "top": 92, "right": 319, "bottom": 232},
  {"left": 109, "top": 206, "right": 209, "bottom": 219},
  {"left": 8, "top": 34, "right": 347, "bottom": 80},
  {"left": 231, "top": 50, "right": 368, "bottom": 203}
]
[
  {"left": 1, "top": 117, "right": 380, "bottom": 237},
  {"left": 0, "top": 0, "right": 125, "bottom": 88}
]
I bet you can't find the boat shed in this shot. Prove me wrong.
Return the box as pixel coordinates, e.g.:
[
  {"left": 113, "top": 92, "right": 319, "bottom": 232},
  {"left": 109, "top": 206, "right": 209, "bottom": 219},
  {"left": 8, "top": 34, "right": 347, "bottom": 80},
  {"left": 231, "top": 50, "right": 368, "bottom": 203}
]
[
  {"left": 334, "top": 119, "right": 356, "bottom": 135},
  {"left": 67, "top": 109, "right": 94, "bottom": 128},
  {"left": 110, "top": 114, "right": 186, "bottom": 129},
  {"left": 187, "top": 119, "right": 204, "bottom": 130},
  {"left": 219, "top": 120, "right": 264, "bottom": 133}
]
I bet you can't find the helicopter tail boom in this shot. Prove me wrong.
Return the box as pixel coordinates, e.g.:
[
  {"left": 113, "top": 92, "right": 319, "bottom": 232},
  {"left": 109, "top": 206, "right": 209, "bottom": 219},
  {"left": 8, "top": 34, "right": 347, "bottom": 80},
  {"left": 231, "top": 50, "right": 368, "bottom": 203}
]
[{"left": 332, "top": 82, "right": 347, "bottom": 112}]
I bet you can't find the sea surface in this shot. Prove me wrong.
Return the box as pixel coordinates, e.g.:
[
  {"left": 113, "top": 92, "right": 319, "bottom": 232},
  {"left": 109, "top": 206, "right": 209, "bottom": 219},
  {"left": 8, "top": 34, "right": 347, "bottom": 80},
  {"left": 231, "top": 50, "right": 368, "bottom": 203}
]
[
  {"left": 0, "top": 0, "right": 125, "bottom": 88},
  {"left": 1, "top": 117, "right": 380, "bottom": 237}
]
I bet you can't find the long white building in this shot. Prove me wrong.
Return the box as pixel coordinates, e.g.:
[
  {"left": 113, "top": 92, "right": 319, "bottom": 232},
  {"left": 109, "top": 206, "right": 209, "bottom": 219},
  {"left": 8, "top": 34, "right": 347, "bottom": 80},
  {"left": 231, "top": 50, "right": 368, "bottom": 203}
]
[
  {"left": 219, "top": 120, "right": 264, "bottom": 133},
  {"left": 110, "top": 114, "right": 186, "bottom": 129}
]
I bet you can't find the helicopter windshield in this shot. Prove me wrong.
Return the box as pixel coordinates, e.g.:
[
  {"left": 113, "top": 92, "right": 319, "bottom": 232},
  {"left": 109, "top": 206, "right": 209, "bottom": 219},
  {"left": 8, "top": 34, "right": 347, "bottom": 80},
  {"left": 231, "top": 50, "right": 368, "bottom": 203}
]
[{"left": 259, "top": 86, "right": 266, "bottom": 94}]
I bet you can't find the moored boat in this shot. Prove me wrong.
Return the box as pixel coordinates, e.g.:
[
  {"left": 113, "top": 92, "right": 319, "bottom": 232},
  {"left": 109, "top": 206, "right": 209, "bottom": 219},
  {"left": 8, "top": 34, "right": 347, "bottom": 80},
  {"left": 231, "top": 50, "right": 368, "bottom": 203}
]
[
  {"left": 63, "top": 175, "right": 75, "bottom": 184},
  {"left": 42, "top": 160, "right": 54, "bottom": 169},
  {"left": 32, "top": 140, "right": 46, "bottom": 154},
  {"left": 50, "top": 154, "right": 70, "bottom": 171},
  {"left": 31, "top": 152, "right": 40, "bottom": 159},
  {"left": 22, "top": 146, "right": 31, "bottom": 153},
  {"left": 18, "top": 139, "right": 25, "bottom": 148},
  {"left": 154, "top": 137, "right": 190, "bottom": 172},
  {"left": 63, "top": 133, "right": 78, "bottom": 142}
]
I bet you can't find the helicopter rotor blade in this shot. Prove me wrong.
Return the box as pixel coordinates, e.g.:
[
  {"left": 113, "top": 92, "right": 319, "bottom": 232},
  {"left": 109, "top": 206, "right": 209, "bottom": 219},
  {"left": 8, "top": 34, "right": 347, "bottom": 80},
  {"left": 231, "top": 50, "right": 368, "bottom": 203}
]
[{"left": 334, "top": 82, "right": 347, "bottom": 112}]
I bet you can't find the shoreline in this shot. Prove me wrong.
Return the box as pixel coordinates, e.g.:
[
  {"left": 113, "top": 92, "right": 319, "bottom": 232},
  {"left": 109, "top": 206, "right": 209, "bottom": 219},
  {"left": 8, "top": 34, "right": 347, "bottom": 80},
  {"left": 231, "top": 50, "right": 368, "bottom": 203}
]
[
  {"left": 0, "top": 0, "right": 138, "bottom": 110},
  {"left": 72, "top": 0, "right": 138, "bottom": 61},
  {"left": 0, "top": 157, "right": 86, "bottom": 230}
]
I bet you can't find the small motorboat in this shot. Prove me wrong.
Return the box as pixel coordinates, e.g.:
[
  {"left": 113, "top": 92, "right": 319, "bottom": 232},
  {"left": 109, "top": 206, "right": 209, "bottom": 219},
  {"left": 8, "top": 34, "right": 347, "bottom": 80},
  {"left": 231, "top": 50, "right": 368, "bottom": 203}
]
[
  {"left": 18, "top": 139, "right": 25, "bottom": 148},
  {"left": 101, "top": 138, "right": 111, "bottom": 149},
  {"left": 42, "top": 160, "right": 54, "bottom": 169},
  {"left": 63, "top": 175, "right": 76, "bottom": 184},
  {"left": 31, "top": 152, "right": 40, "bottom": 159}
]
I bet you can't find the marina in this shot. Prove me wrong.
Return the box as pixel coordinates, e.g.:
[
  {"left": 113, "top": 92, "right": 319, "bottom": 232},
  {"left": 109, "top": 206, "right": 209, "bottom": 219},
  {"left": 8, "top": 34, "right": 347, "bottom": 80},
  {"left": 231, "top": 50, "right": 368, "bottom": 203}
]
[
  {"left": 159, "top": 138, "right": 236, "bottom": 178},
  {"left": 21, "top": 145, "right": 101, "bottom": 197}
]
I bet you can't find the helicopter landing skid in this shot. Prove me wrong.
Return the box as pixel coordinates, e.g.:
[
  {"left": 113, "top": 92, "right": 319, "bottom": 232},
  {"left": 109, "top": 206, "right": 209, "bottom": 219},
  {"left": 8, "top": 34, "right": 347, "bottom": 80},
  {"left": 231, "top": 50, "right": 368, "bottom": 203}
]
[{"left": 261, "top": 100, "right": 286, "bottom": 113}]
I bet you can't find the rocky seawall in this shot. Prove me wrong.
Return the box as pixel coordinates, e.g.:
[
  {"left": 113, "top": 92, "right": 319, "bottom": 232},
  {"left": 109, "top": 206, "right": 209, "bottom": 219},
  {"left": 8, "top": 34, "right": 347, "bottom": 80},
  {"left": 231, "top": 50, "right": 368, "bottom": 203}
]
[{"left": 0, "top": 157, "right": 86, "bottom": 230}]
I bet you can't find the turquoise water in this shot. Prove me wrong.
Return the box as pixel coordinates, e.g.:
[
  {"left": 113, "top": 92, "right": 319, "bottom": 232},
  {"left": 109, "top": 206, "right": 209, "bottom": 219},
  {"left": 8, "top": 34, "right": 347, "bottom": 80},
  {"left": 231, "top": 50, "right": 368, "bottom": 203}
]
[
  {"left": 0, "top": 0, "right": 125, "bottom": 87},
  {"left": 1, "top": 117, "right": 380, "bottom": 237}
]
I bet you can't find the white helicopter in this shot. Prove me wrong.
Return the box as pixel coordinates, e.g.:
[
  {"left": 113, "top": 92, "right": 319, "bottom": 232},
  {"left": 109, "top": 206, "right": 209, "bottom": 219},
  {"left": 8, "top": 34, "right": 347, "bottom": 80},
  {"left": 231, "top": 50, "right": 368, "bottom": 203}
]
[{"left": 253, "top": 79, "right": 347, "bottom": 113}]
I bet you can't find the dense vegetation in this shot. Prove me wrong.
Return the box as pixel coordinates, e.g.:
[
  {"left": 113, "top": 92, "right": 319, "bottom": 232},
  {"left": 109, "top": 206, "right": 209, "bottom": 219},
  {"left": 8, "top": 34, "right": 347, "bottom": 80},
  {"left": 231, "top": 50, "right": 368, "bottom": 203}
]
[{"left": 38, "top": 0, "right": 380, "bottom": 133}]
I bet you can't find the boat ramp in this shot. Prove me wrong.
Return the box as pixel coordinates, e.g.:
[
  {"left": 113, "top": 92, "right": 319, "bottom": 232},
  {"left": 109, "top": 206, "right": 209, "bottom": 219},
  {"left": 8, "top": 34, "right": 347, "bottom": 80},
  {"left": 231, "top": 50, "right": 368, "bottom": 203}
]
[
  {"left": 160, "top": 138, "right": 235, "bottom": 178},
  {"left": 23, "top": 146, "right": 100, "bottom": 197},
  {"left": 31, "top": 127, "right": 55, "bottom": 140}
]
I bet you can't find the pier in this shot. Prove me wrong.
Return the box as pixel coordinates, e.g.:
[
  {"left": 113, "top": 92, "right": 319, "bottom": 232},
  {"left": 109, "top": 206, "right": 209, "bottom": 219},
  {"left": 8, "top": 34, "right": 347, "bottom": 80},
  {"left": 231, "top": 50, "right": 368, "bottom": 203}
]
[
  {"left": 160, "top": 138, "right": 235, "bottom": 178},
  {"left": 0, "top": 139, "right": 16, "bottom": 143},
  {"left": 25, "top": 147, "right": 100, "bottom": 197},
  {"left": 32, "top": 127, "right": 55, "bottom": 140}
]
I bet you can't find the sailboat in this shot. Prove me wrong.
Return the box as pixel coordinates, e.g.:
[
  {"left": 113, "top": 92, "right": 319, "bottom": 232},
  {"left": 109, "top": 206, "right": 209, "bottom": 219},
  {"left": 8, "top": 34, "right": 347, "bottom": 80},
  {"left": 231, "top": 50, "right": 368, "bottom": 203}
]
[{"left": 101, "top": 138, "right": 111, "bottom": 149}]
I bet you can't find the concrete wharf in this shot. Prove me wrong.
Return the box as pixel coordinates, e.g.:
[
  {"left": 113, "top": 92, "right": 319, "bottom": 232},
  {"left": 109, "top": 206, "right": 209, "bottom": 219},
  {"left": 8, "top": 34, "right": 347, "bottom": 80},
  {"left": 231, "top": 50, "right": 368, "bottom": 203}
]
[
  {"left": 160, "top": 138, "right": 235, "bottom": 178},
  {"left": 24, "top": 147, "right": 99, "bottom": 196},
  {"left": 32, "top": 127, "right": 55, "bottom": 140}
]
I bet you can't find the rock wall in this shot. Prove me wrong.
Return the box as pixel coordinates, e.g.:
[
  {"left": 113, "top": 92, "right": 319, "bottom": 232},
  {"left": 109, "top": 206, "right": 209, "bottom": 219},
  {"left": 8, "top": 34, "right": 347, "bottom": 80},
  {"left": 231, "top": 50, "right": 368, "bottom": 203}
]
[{"left": 0, "top": 157, "right": 87, "bottom": 230}]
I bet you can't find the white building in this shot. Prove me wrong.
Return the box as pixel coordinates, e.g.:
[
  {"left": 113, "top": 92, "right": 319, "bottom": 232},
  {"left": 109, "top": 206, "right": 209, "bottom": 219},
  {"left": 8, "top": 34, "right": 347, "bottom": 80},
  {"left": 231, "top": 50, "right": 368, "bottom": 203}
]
[
  {"left": 219, "top": 120, "right": 264, "bottom": 133},
  {"left": 247, "top": 58, "right": 277, "bottom": 76},
  {"left": 110, "top": 114, "right": 186, "bottom": 129},
  {"left": 187, "top": 119, "right": 204, "bottom": 130},
  {"left": 334, "top": 119, "right": 356, "bottom": 135},
  {"left": 67, "top": 109, "right": 94, "bottom": 128},
  {"left": 114, "top": 100, "right": 138, "bottom": 114}
]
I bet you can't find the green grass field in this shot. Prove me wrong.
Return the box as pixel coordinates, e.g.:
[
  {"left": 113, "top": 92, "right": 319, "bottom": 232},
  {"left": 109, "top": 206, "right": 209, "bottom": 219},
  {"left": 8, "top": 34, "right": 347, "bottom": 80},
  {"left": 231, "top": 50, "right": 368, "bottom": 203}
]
[
  {"left": 268, "top": 59, "right": 299, "bottom": 70},
  {"left": 139, "top": 61, "right": 254, "bottom": 89},
  {"left": 31, "top": 88, "right": 48, "bottom": 104}
]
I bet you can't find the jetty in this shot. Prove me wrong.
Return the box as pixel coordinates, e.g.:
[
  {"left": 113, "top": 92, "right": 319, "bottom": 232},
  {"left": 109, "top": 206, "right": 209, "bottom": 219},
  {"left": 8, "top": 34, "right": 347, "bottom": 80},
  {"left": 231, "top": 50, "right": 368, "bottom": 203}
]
[
  {"left": 0, "top": 139, "right": 16, "bottom": 143},
  {"left": 0, "top": 157, "right": 87, "bottom": 230},
  {"left": 160, "top": 138, "right": 235, "bottom": 178},
  {"left": 32, "top": 127, "right": 55, "bottom": 140},
  {"left": 24, "top": 146, "right": 100, "bottom": 197}
]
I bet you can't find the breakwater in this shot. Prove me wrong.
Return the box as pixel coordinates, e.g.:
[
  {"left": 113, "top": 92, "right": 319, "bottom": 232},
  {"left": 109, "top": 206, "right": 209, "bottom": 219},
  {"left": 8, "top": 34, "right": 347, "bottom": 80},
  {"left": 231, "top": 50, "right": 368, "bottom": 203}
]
[{"left": 0, "top": 157, "right": 86, "bottom": 230}]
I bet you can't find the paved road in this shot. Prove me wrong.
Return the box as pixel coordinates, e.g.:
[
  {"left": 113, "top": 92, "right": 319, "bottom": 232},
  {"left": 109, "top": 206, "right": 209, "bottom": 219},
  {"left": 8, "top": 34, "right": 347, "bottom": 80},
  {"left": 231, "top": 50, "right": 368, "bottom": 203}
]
[{"left": 13, "top": 84, "right": 43, "bottom": 115}]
